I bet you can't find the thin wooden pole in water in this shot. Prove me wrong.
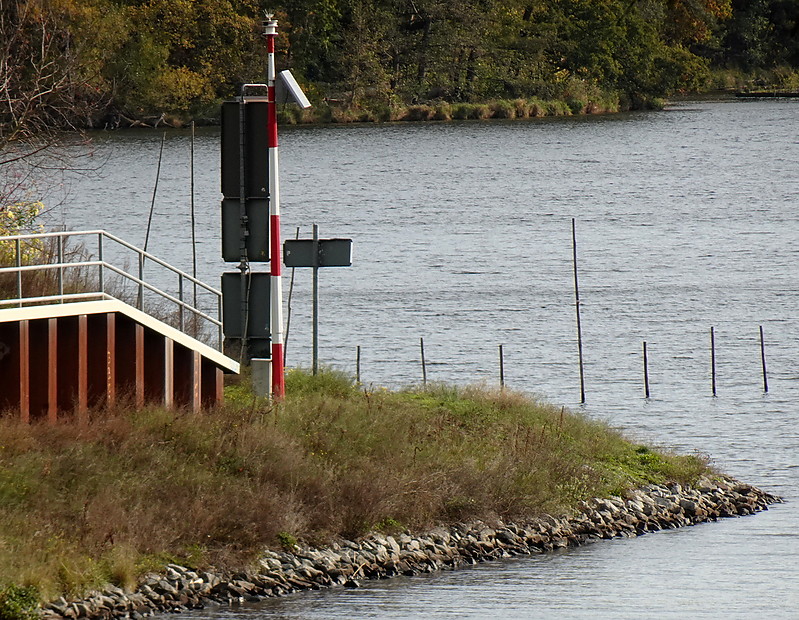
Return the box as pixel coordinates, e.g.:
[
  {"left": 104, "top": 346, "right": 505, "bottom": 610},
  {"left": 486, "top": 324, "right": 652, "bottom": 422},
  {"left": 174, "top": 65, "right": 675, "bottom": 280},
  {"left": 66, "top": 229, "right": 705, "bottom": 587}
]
[
  {"left": 710, "top": 326, "right": 717, "bottom": 397},
  {"left": 190, "top": 121, "right": 198, "bottom": 308},
  {"left": 144, "top": 131, "right": 166, "bottom": 254},
  {"left": 420, "top": 337, "right": 427, "bottom": 386},
  {"left": 312, "top": 223, "right": 319, "bottom": 376},
  {"left": 760, "top": 325, "right": 768, "bottom": 393},
  {"left": 140, "top": 131, "right": 166, "bottom": 308},
  {"left": 283, "top": 226, "right": 300, "bottom": 366},
  {"left": 499, "top": 344, "right": 505, "bottom": 388},
  {"left": 356, "top": 345, "right": 361, "bottom": 384},
  {"left": 572, "top": 218, "right": 586, "bottom": 404},
  {"left": 643, "top": 341, "right": 650, "bottom": 399}
]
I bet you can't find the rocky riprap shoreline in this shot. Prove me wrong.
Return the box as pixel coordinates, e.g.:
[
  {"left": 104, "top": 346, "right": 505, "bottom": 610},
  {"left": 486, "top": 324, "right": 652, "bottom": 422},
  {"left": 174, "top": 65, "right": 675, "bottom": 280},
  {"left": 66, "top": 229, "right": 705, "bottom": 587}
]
[{"left": 42, "top": 475, "right": 781, "bottom": 619}]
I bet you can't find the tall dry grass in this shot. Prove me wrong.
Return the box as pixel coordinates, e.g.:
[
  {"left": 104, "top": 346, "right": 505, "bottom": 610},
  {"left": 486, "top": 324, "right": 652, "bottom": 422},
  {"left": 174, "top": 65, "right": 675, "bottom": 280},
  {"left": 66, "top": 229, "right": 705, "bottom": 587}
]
[{"left": 0, "top": 369, "right": 710, "bottom": 599}]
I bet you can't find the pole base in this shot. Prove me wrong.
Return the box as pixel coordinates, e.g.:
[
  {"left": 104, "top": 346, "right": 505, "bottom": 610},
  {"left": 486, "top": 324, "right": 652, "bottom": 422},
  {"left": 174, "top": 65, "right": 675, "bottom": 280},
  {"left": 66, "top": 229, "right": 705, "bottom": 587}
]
[{"left": 251, "top": 358, "right": 272, "bottom": 398}]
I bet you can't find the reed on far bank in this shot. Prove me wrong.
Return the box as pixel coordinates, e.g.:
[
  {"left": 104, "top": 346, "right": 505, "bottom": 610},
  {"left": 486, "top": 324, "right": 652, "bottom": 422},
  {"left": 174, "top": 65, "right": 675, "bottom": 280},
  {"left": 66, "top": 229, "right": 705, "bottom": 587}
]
[{"left": 276, "top": 92, "right": 642, "bottom": 126}]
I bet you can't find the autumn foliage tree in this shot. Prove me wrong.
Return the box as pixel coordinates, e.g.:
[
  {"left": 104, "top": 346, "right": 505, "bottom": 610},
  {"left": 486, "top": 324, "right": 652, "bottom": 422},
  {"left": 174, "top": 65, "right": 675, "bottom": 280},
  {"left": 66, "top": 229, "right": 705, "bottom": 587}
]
[{"left": 0, "top": 0, "right": 797, "bottom": 133}]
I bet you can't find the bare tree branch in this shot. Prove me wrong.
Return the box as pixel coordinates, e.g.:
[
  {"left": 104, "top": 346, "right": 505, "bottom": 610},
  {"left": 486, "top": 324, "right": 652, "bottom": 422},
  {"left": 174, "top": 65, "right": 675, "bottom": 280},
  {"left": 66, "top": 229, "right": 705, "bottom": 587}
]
[{"left": 1, "top": 1, "right": 108, "bottom": 209}]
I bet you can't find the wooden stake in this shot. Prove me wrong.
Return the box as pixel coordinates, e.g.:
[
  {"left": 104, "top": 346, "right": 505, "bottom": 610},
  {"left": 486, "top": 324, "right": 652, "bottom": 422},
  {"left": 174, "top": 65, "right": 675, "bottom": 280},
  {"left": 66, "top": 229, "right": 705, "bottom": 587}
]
[
  {"left": 283, "top": 226, "right": 301, "bottom": 366},
  {"left": 190, "top": 121, "right": 198, "bottom": 308},
  {"left": 710, "top": 326, "right": 717, "bottom": 397},
  {"left": 572, "top": 218, "right": 585, "bottom": 404},
  {"left": 140, "top": 132, "right": 166, "bottom": 308},
  {"left": 420, "top": 337, "right": 427, "bottom": 386},
  {"left": 312, "top": 224, "right": 319, "bottom": 376},
  {"left": 356, "top": 345, "right": 361, "bottom": 384},
  {"left": 643, "top": 341, "right": 650, "bottom": 399},
  {"left": 760, "top": 325, "right": 768, "bottom": 393},
  {"left": 499, "top": 344, "right": 505, "bottom": 388}
]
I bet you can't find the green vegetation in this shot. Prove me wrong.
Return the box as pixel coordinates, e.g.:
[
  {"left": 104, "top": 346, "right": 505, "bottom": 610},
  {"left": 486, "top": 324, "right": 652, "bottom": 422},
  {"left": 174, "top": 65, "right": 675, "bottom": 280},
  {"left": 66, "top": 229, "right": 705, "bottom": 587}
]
[
  {"left": 0, "top": 585, "right": 39, "bottom": 620},
  {"left": 0, "top": 368, "right": 711, "bottom": 602},
  {"left": 2, "top": 0, "right": 799, "bottom": 137}
]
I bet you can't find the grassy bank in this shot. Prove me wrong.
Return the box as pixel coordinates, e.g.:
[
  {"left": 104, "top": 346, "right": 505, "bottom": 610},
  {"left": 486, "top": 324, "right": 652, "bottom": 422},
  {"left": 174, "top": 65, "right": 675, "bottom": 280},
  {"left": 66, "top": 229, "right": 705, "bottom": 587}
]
[
  {"left": 709, "top": 66, "right": 799, "bottom": 93},
  {"left": 143, "top": 93, "right": 635, "bottom": 128},
  {"left": 0, "top": 369, "right": 710, "bottom": 604}
]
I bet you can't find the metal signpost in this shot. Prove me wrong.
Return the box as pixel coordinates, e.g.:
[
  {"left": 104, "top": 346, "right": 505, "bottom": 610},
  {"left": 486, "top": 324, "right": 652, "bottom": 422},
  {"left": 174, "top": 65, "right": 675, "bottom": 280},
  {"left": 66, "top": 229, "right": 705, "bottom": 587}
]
[
  {"left": 284, "top": 224, "right": 352, "bottom": 374},
  {"left": 221, "top": 92, "right": 271, "bottom": 363},
  {"left": 220, "top": 13, "right": 311, "bottom": 398}
]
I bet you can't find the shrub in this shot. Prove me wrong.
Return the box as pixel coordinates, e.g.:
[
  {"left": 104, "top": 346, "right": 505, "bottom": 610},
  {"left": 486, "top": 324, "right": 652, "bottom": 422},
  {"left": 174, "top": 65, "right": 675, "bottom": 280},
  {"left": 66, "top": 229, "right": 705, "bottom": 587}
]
[
  {"left": 545, "top": 100, "right": 572, "bottom": 116},
  {"left": 450, "top": 103, "right": 475, "bottom": 120},
  {"left": 432, "top": 103, "right": 452, "bottom": 121},
  {"left": 285, "top": 366, "right": 357, "bottom": 398},
  {"left": 277, "top": 106, "right": 302, "bottom": 125},
  {"left": 528, "top": 98, "right": 546, "bottom": 117},
  {"left": 472, "top": 104, "right": 492, "bottom": 120},
  {"left": 567, "top": 98, "right": 586, "bottom": 115},
  {"left": 401, "top": 105, "right": 434, "bottom": 121},
  {"left": 276, "top": 532, "right": 298, "bottom": 550},
  {"left": 513, "top": 99, "right": 530, "bottom": 118},
  {"left": 490, "top": 100, "right": 516, "bottom": 119},
  {"left": 369, "top": 104, "right": 394, "bottom": 122},
  {"left": 0, "top": 202, "right": 44, "bottom": 265},
  {"left": 0, "top": 584, "right": 39, "bottom": 620}
]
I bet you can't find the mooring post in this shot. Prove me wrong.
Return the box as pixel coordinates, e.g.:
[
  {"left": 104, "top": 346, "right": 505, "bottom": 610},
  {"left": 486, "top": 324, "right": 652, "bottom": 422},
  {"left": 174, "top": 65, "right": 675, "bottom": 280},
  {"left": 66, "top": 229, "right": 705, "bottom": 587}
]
[
  {"left": 760, "top": 325, "right": 768, "bottom": 393},
  {"left": 572, "top": 218, "right": 586, "bottom": 404},
  {"left": 283, "top": 226, "right": 301, "bottom": 366},
  {"left": 312, "top": 223, "right": 319, "bottom": 375},
  {"left": 643, "top": 341, "right": 650, "bottom": 399},
  {"left": 499, "top": 344, "right": 505, "bottom": 388},
  {"left": 141, "top": 132, "right": 166, "bottom": 310},
  {"left": 710, "top": 326, "right": 717, "bottom": 397},
  {"left": 420, "top": 337, "right": 427, "bottom": 386},
  {"left": 190, "top": 120, "right": 198, "bottom": 309}
]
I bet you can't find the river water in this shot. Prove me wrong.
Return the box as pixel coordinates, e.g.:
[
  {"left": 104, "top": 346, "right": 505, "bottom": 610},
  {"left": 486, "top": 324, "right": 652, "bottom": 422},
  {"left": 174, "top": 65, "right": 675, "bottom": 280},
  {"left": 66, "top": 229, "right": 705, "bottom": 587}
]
[{"left": 48, "top": 97, "right": 798, "bottom": 618}]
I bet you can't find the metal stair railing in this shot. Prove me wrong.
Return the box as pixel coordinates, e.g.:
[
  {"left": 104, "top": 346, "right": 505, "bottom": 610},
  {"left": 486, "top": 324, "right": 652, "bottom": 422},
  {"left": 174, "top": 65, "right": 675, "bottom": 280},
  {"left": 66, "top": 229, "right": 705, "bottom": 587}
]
[{"left": 0, "top": 230, "right": 223, "bottom": 351}]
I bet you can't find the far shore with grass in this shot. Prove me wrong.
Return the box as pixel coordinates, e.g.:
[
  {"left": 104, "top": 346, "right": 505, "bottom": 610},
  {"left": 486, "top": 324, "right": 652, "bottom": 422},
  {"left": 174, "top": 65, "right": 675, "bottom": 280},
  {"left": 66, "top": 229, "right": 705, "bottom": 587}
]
[
  {"left": 0, "top": 367, "right": 712, "bottom": 607},
  {"left": 274, "top": 92, "right": 642, "bottom": 127}
]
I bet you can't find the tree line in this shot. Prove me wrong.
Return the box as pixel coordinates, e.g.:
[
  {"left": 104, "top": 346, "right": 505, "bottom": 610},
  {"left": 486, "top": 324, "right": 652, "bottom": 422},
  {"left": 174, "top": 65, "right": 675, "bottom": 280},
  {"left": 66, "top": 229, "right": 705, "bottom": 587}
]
[{"left": 1, "top": 0, "right": 798, "bottom": 136}]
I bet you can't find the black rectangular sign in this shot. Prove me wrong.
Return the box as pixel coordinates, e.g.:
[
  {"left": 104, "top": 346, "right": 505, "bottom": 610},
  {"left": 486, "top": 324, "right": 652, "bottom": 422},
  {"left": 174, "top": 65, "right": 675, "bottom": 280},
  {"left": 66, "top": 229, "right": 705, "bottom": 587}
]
[
  {"left": 221, "top": 100, "right": 269, "bottom": 199},
  {"left": 221, "top": 198, "right": 270, "bottom": 262},
  {"left": 221, "top": 272, "right": 271, "bottom": 339},
  {"left": 283, "top": 239, "right": 353, "bottom": 268}
]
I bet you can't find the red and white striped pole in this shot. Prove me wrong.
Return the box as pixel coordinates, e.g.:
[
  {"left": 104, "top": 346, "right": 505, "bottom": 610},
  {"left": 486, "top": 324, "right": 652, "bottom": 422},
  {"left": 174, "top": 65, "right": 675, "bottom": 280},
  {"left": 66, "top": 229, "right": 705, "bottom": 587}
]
[{"left": 265, "top": 15, "right": 285, "bottom": 399}]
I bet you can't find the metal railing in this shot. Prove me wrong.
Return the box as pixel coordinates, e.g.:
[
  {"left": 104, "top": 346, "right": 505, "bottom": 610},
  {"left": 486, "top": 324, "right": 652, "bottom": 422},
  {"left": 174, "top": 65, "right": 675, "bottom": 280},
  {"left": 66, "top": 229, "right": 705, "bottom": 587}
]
[{"left": 0, "top": 230, "right": 223, "bottom": 350}]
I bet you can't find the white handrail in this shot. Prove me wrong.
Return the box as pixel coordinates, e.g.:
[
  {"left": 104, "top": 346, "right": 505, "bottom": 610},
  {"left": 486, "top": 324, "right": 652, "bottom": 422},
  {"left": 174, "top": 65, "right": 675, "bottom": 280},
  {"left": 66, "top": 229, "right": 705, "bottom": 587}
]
[
  {"left": 0, "top": 292, "right": 112, "bottom": 307},
  {"left": 0, "top": 230, "right": 224, "bottom": 349},
  {"left": 0, "top": 229, "right": 220, "bottom": 295}
]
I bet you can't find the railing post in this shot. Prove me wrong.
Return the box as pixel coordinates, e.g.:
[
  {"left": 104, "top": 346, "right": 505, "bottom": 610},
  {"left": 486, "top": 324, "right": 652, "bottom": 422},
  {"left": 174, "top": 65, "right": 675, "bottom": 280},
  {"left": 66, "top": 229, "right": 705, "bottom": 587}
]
[
  {"left": 98, "top": 233, "right": 105, "bottom": 294},
  {"left": 57, "top": 234, "right": 64, "bottom": 302},
  {"left": 218, "top": 298, "right": 223, "bottom": 351},
  {"left": 178, "top": 274, "right": 185, "bottom": 331},
  {"left": 15, "top": 238, "right": 22, "bottom": 307},
  {"left": 137, "top": 253, "right": 144, "bottom": 310}
]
